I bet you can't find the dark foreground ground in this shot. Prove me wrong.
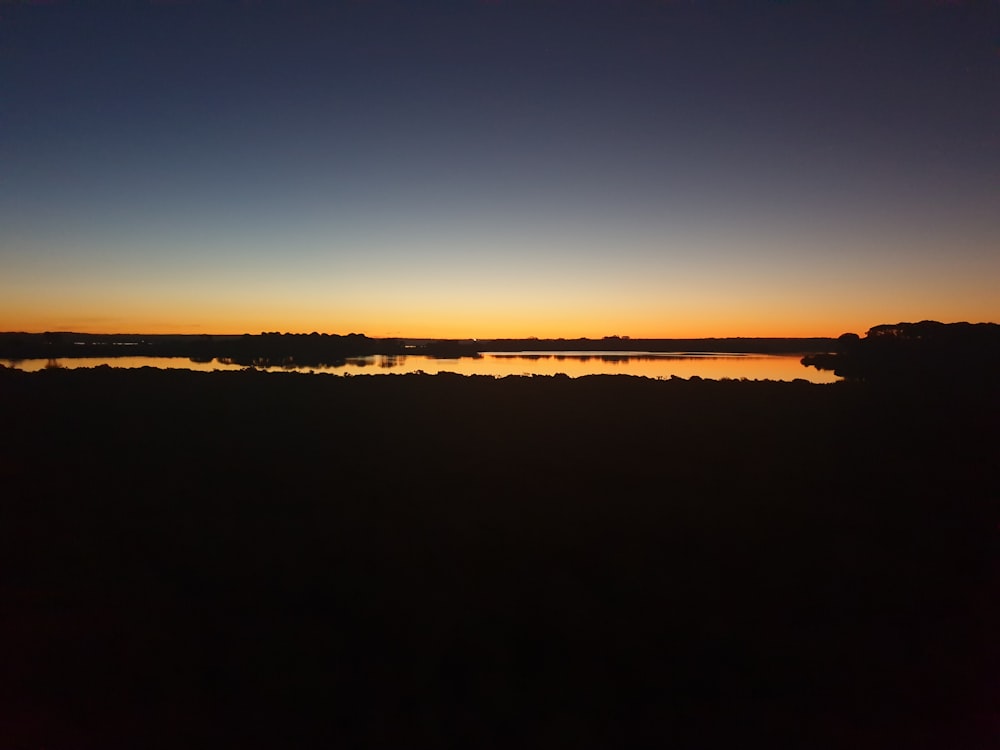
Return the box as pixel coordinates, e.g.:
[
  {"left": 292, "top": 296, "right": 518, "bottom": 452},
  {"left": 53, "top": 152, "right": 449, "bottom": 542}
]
[{"left": 0, "top": 367, "right": 997, "bottom": 749}]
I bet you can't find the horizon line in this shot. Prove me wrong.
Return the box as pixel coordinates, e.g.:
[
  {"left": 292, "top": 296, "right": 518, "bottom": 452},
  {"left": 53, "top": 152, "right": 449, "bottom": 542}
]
[{"left": 1, "top": 330, "right": 851, "bottom": 341}]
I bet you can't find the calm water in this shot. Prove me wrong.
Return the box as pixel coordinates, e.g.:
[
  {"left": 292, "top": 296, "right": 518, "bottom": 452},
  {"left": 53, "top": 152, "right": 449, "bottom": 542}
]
[{"left": 5, "top": 352, "right": 839, "bottom": 383}]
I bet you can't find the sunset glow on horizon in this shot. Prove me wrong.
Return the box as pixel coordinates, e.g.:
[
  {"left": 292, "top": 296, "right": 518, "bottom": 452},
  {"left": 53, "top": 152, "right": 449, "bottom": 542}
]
[{"left": 2, "top": 1, "right": 997, "bottom": 339}]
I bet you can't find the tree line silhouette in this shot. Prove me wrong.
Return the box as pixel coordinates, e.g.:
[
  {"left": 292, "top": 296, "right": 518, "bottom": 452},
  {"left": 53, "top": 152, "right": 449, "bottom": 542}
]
[
  {"left": 0, "top": 332, "right": 407, "bottom": 367},
  {"left": 0, "top": 331, "right": 840, "bottom": 366},
  {"left": 802, "top": 320, "right": 1000, "bottom": 388}
]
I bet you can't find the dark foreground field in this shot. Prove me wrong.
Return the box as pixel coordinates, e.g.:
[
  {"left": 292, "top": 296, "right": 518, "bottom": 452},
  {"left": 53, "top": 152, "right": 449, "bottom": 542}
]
[{"left": 1, "top": 367, "right": 996, "bottom": 748}]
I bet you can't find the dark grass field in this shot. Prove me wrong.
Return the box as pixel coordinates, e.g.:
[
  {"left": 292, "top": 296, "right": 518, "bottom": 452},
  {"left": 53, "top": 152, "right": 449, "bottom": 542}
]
[{"left": 1, "top": 367, "right": 997, "bottom": 748}]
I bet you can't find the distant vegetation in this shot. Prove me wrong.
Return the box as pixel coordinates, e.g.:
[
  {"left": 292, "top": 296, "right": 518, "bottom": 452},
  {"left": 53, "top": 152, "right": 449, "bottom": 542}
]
[
  {"left": 7, "top": 323, "right": 998, "bottom": 386},
  {"left": 0, "top": 331, "right": 837, "bottom": 366},
  {"left": 0, "top": 331, "right": 405, "bottom": 367},
  {"left": 802, "top": 321, "right": 1000, "bottom": 387}
]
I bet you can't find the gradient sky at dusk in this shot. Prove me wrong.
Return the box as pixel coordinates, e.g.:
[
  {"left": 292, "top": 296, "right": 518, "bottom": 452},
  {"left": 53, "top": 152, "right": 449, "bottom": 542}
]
[{"left": 2, "top": 0, "right": 997, "bottom": 338}]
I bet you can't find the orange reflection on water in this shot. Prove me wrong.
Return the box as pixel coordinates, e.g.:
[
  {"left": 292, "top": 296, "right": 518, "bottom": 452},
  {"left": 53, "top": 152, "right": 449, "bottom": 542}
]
[
  {"left": 7, "top": 353, "right": 838, "bottom": 382},
  {"left": 435, "top": 353, "right": 840, "bottom": 382}
]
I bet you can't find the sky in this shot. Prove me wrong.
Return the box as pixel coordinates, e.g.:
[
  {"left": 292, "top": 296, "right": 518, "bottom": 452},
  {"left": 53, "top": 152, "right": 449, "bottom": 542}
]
[{"left": 1, "top": 0, "right": 998, "bottom": 338}]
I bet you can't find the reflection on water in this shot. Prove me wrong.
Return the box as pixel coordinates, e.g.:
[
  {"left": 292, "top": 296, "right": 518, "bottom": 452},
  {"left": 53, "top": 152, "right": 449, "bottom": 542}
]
[{"left": 5, "top": 352, "right": 840, "bottom": 382}]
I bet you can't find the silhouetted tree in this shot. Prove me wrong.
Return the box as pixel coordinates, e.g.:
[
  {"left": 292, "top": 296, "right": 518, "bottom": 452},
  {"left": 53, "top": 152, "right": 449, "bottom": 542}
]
[{"left": 802, "top": 321, "right": 1000, "bottom": 389}]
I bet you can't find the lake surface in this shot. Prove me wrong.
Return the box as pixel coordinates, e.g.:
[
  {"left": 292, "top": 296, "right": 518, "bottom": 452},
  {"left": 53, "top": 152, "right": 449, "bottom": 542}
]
[{"left": 5, "top": 352, "right": 840, "bottom": 382}]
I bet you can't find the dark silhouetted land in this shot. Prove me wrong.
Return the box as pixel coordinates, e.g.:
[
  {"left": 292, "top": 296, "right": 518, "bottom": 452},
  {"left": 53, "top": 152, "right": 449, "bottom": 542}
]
[
  {"left": 0, "top": 331, "right": 838, "bottom": 368},
  {"left": 803, "top": 320, "right": 1000, "bottom": 389},
  {"left": 0, "top": 344, "right": 997, "bottom": 747}
]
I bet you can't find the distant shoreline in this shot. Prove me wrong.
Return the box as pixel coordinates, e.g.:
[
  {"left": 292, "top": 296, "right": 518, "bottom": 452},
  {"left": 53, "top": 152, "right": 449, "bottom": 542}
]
[{"left": 0, "top": 331, "right": 838, "bottom": 362}]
